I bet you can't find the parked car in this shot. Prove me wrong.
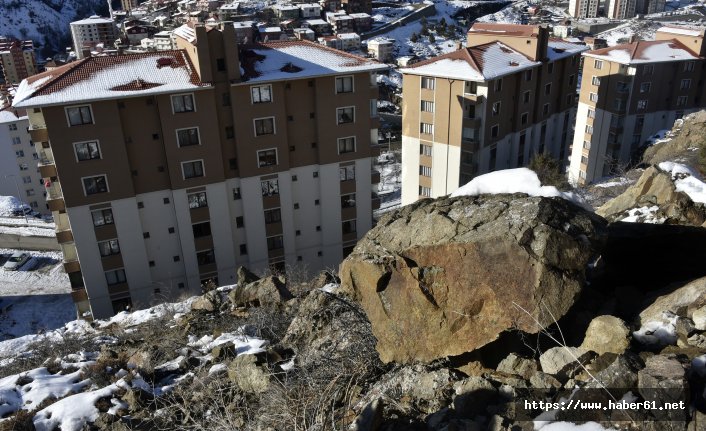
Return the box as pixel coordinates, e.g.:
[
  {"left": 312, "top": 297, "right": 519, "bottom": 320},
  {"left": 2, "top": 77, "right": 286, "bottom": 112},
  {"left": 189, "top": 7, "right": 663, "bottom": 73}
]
[
  {"left": 3, "top": 252, "right": 30, "bottom": 271},
  {"left": 11, "top": 207, "right": 32, "bottom": 217}
]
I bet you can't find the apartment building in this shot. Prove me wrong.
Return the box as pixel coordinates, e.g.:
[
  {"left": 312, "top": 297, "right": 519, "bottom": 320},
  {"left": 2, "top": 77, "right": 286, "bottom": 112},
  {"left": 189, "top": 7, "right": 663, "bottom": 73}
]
[
  {"left": 569, "top": 0, "right": 600, "bottom": 18},
  {"left": 607, "top": 0, "right": 636, "bottom": 20},
  {"left": 70, "top": 16, "right": 120, "bottom": 59},
  {"left": 12, "top": 22, "right": 386, "bottom": 319},
  {"left": 121, "top": 0, "right": 139, "bottom": 12},
  {"left": 0, "top": 38, "right": 38, "bottom": 85},
  {"left": 399, "top": 23, "right": 586, "bottom": 205},
  {"left": 569, "top": 26, "right": 706, "bottom": 185},
  {"left": 0, "top": 107, "right": 47, "bottom": 212}
]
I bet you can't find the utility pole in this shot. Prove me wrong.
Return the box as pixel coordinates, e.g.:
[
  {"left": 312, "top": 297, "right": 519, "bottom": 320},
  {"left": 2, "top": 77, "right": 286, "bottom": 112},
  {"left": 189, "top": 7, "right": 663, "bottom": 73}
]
[{"left": 5, "top": 174, "right": 29, "bottom": 224}]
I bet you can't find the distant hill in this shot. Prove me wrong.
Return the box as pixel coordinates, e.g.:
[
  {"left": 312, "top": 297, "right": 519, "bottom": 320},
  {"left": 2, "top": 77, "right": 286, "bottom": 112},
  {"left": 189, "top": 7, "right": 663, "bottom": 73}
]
[{"left": 0, "top": 0, "right": 109, "bottom": 59}]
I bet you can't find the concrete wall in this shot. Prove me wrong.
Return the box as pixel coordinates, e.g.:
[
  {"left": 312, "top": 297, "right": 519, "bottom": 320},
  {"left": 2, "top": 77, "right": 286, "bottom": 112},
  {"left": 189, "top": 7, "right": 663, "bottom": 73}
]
[{"left": 0, "top": 233, "right": 60, "bottom": 251}]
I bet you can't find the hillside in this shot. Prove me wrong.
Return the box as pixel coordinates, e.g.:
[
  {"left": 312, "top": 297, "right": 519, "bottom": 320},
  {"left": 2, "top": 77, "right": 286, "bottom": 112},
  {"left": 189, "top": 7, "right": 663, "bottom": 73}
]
[{"left": 0, "top": 0, "right": 108, "bottom": 58}]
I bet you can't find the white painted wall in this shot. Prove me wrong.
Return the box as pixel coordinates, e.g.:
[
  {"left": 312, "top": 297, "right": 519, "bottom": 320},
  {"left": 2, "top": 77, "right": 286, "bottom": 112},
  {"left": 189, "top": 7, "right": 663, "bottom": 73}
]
[
  {"left": 172, "top": 188, "right": 201, "bottom": 290},
  {"left": 240, "top": 175, "right": 268, "bottom": 272},
  {"left": 112, "top": 197, "right": 153, "bottom": 308},
  {"left": 205, "top": 182, "right": 238, "bottom": 286},
  {"left": 319, "top": 163, "right": 343, "bottom": 268},
  {"left": 401, "top": 135, "right": 420, "bottom": 206}
]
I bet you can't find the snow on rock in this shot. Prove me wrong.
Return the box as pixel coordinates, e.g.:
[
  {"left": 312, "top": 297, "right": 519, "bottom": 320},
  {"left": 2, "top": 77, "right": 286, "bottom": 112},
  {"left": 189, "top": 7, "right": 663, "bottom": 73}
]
[
  {"left": 618, "top": 205, "right": 665, "bottom": 224},
  {"left": 633, "top": 312, "right": 678, "bottom": 347},
  {"left": 319, "top": 282, "right": 340, "bottom": 293},
  {"left": 33, "top": 382, "right": 120, "bottom": 431},
  {"left": 188, "top": 330, "right": 268, "bottom": 355},
  {"left": 450, "top": 168, "right": 585, "bottom": 206},
  {"left": 658, "top": 161, "right": 706, "bottom": 204},
  {"left": 97, "top": 296, "right": 198, "bottom": 328}
]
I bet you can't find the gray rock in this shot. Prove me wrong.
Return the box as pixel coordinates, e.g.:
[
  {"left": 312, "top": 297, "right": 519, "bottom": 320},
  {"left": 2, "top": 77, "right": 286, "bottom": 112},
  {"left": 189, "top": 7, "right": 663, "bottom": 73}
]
[
  {"left": 349, "top": 398, "right": 384, "bottom": 431},
  {"left": 229, "top": 276, "right": 292, "bottom": 307},
  {"left": 539, "top": 346, "right": 594, "bottom": 378},
  {"left": 586, "top": 353, "right": 643, "bottom": 389},
  {"left": 236, "top": 265, "right": 259, "bottom": 288},
  {"left": 190, "top": 290, "right": 221, "bottom": 312},
  {"left": 529, "top": 372, "right": 561, "bottom": 390},
  {"left": 339, "top": 195, "right": 607, "bottom": 363},
  {"left": 688, "top": 409, "right": 706, "bottom": 431},
  {"left": 692, "top": 306, "right": 706, "bottom": 331},
  {"left": 687, "top": 334, "right": 706, "bottom": 349},
  {"left": 580, "top": 315, "right": 630, "bottom": 355},
  {"left": 640, "top": 277, "right": 706, "bottom": 324},
  {"left": 496, "top": 353, "right": 538, "bottom": 379},
  {"left": 227, "top": 354, "right": 269, "bottom": 394},
  {"left": 452, "top": 376, "right": 497, "bottom": 417},
  {"left": 638, "top": 355, "right": 689, "bottom": 410}
]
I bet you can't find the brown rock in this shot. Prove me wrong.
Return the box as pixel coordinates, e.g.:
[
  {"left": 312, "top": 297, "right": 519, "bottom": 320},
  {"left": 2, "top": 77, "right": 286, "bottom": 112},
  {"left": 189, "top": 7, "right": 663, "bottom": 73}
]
[{"left": 228, "top": 276, "right": 292, "bottom": 307}]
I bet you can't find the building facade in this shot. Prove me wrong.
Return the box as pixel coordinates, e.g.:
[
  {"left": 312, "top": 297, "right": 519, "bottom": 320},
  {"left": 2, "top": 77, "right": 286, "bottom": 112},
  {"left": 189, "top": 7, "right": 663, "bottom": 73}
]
[
  {"left": 399, "top": 23, "right": 586, "bottom": 205},
  {"left": 13, "top": 23, "right": 386, "bottom": 319},
  {"left": 0, "top": 38, "right": 37, "bottom": 85},
  {"left": 569, "top": 26, "right": 706, "bottom": 185},
  {"left": 569, "top": 0, "right": 600, "bottom": 18},
  {"left": 70, "top": 16, "right": 120, "bottom": 59},
  {"left": 607, "top": 0, "right": 636, "bottom": 20}
]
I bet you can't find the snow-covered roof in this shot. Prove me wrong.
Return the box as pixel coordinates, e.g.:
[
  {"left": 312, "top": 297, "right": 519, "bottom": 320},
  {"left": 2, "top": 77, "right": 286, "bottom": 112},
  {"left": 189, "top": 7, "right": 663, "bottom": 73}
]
[
  {"left": 349, "top": 13, "right": 371, "bottom": 18},
  {"left": 173, "top": 24, "right": 196, "bottom": 44},
  {"left": 656, "top": 25, "right": 705, "bottom": 37},
  {"left": 0, "top": 108, "right": 26, "bottom": 124},
  {"left": 584, "top": 39, "right": 700, "bottom": 65},
  {"left": 338, "top": 33, "right": 360, "bottom": 39},
  {"left": 12, "top": 51, "right": 207, "bottom": 108},
  {"left": 239, "top": 40, "right": 387, "bottom": 84},
  {"left": 401, "top": 41, "right": 540, "bottom": 81},
  {"left": 299, "top": 3, "right": 321, "bottom": 7},
  {"left": 547, "top": 39, "right": 589, "bottom": 61},
  {"left": 306, "top": 19, "right": 329, "bottom": 26},
  {"left": 71, "top": 15, "right": 114, "bottom": 26},
  {"left": 274, "top": 4, "right": 299, "bottom": 10}
]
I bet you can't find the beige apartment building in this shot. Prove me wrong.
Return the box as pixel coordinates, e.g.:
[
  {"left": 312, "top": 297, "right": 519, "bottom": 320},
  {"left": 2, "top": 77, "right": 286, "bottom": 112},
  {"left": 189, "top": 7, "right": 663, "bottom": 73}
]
[
  {"left": 0, "top": 38, "right": 37, "bottom": 85},
  {"left": 399, "top": 23, "right": 587, "bottom": 205},
  {"left": 13, "top": 22, "right": 386, "bottom": 319},
  {"left": 607, "top": 0, "right": 636, "bottom": 19},
  {"left": 70, "top": 16, "right": 120, "bottom": 59},
  {"left": 569, "top": 0, "right": 600, "bottom": 18},
  {"left": 569, "top": 26, "right": 706, "bottom": 185}
]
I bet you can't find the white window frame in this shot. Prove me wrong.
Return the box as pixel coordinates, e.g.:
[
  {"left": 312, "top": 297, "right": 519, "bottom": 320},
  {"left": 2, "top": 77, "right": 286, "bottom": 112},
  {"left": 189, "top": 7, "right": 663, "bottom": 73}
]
[
  {"left": 587, "top": 109, "right": 595, "bottom": 118},
  {"left": 81, "top": 174, "right": 109, "bottom": 196},
  {"left": 594, "top": 59, "right": 603, "bottom": 70},
  {"left": 420, "top": 144, "right": 432, "bottom": 156},
  {"left": 105, "top": 268, "right": 127, "bottom": 286},
  {"left": 589, "top": 92, "right": 598, "bottom": 102},
  {"left": 171, "top": 93, "right": 196, "bottom": 113},
  {"left": 419, "top": 186, "right": 431, "bottom": 197},
  {"left": 420, "top": 123, "right": 434, "bottom": 135},
  {"left": 253, "top": 117, "right": 276, "bottom": 136},
  {"left": 257, "top": 148, "right": 278, "bottom": 167},
  {"left": 181, "top": 159, "right": 205, "bottom": 179},
  {"left": 419, "top": 165, "right": 432, "bottom": 177},
  {"left": 65, "top": 104, "right": 94, "bottom": 127},
  {"left": 585, "top": 125, "right": 593, "bottom": 134},
  {"left": 175, "top": 127, "right": 201, "bottom": 147},
  {"left": 335, "top": 75, "right": 354, "bottom": 93},
  {"left": 591, "top": 76, "right": 600, "bottom": 86},
  {"left": 251, "top": 84, "right": 273, "bottom": 103},
  {"left": 337, "top": 136, "right": 356, "bottom": 154},
  {"left": 336, "top": 106, "right": 355, "bottom": 124},
  {"left": 421, "top": 76, "right": 435, "bottom": 90},
  {"left": 73, "top": 140, "right": 102, "bottom": 162},
  {"left": 420, "top": 100, "right": 434, "bottom": 113}
]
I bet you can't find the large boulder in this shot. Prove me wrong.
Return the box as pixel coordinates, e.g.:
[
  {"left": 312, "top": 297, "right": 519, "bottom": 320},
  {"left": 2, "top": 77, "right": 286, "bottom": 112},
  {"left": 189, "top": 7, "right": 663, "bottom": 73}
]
[
  {"left": 639, "top": 277, "right": 706, "bottom": 325},
  {"left": 579, "top": 315, "right": 630, "bottom": 355},
  {"left": 228, "top": 276, "right": 292, "bottom": 307},
  {"left": 339, "top": 195, "right": 607, "bottom": 364}
]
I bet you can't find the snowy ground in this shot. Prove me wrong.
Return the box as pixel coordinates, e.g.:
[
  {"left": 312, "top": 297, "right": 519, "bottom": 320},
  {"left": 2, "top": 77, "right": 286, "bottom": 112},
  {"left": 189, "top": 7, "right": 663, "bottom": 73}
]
[{"left": 375, "top": 151, "right": 403, "bottom": 216}]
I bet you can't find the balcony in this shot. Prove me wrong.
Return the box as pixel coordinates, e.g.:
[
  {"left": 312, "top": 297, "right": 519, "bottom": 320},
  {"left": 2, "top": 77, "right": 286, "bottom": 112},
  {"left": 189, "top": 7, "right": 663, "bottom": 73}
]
[
  {"left": 463, "top": 94, "right": 484, "bottom": 104},
  {"left": 371, "top": 170, "right": 380, "bottom": 185},
  {"left": 56, "top": 229, "right": 74, "bottom": 244},
  {"left": 71, "top": 288, "right": 88, "bottom": 303},
  {"left": 47, "top": 196, "right": 65, "bottom": 212},
  {"left": 38, "top": 160, "right": 57, "bottom": 178},
  {"left": 463, "top": 117, "right": 481, "bottom": 129},
  {"left": 28, "top": 125, "right": 48, "bottom": 142},
  {"left": 64, "top": 259, "right": 81, "bottom": 274},
  {"left": 372, "top": 192, "right": 380, "bottom": 210}
]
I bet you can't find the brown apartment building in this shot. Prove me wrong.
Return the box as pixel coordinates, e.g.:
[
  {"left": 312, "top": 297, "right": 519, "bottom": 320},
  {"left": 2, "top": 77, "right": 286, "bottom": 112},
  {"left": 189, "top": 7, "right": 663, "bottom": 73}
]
[
  {"left": 569, "top": 26, "right": 706, "bottom": 185},
  {"left": 399, "top": 23, "right": 587, "bottom": 205},
  {"left": 0, "top": 38, "right": 37, "bottom": 84},
  {"left": 13, "top": 22, "right": 386, "bottom": 319}
]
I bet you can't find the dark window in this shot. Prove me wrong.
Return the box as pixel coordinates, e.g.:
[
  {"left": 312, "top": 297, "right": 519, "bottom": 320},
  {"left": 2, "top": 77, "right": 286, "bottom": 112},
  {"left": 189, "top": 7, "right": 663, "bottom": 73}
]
[
  {"left": 192, "top": 221, "right": 211, "bottom": 238},
  {"left": 75, "top": 141, "right": 100, "bottom": 161},
  {"left": 315, "top": 199, "right": 320, "bottom": 205},
  {"left": 341, "top": 193, "right": 356, "bottom": 208},
  {"left": 216, "top": 58, "right": 226, "bottom": 71},
  {"left": 236, "top": 216, "right": 244, "bottom": 228},
  {"left": 267, "top": 235, "right": 284, "bottom": 251},
  {"left": 251, "top": 85, "right": 272, "bottom": 103},
  {"left": 173, "top": 255, "right": 180, "bottom": 262},
  {"left": 182, "top": 160, "right": 204, "bottom": 179},
  {"left": 83, "top": 176, "right": 108, "bottom": 195},
  {"left": 255, "top": 118, "right": 275, "bottom": 136},
  {"left": 188, "top": 191, "right": 207, "bottom": 208},
  {"left": 98, "top": 239, "right": 120, "bottom": 257},
  {"left": 143, "top": 232, "right": 150, "bottom": 238},
  {"left": 233, "top": 187, "right": 241, "bottom": 199},
  {"left": 222, "top": 93, "right": 231, "bottom": 106},
  {"left": 339, "top": 165, "right": 355, "bottom": 181},
  {"left": 197, "top": 249, "right": 216, "bottom": 265},
  {"left": 261, "top": 179, "right": 279, "bottom": 196},
  {"left": 229, "top": 157, "right": 238, "bottom": 169},
  {"left": 226, "top": 126, "right": 235, "bottom": 139},
  {"left": 168, "top": 227, "right": 175, "bottom": 233},
  {"left": 137, "top": 202, "right": 144, "bottom": 209},
  {"left": 91, "top": 208, "right": 114, "bottom": 226},
  {"left": 67, "top": 106, "right": 92, "bottom": 126},
  {"left": 172, "top": 94, "right": 195, "bottom": 113},
  {"left": 163, "top": 197, "right": 170, "bottom": 204},
  {"left": 149, "top": 261, "right": 155, "bottom": 267},
  {"left": 336, "top": 76, "right": 354, "bottom": 93},
  {"left": 342, "top": 219, "right": 356, "bottom": 234},
  {"left": 177, "top": 128, "right": 200, "bottom": 147},
  {"left": 313, "top": 171, "right": 319, "bottom": 178},
  {"left": 264, "top": 208, "right": 281, "bottom": 224},
  {"left": 316, "top": 225, "right": 321, "bottom": 231},
  {"left": 292, "top": 175, "right": 298, "bottom": 181},
  {"left": 258, "top": 149, "right": 277, "bottom": 167},
  {"left": 294, "top": 203, "right": 300, "bottom": 209},
  {"left": 105, "top": 269, "right": 127, "bottom": 285},
  {"left": 239, "top": 244, "right": 248, "bottom": 255}
]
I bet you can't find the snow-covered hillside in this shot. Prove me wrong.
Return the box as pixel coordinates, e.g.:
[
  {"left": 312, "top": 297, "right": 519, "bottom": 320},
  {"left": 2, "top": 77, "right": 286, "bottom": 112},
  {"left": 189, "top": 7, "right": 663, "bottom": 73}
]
[{"left": 0, "top": 0, "right": 107, "bottom": 57}]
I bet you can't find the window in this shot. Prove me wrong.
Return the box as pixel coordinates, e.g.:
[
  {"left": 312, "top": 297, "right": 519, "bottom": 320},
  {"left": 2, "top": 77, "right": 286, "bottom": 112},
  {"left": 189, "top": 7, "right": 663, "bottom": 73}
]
[
  {"left": 420, "top": 123, "right": 434, "bottom": 134},
  {"left": 12, "top": 137, "right": 21, "bottom": 145},
  {"left": 15, "top": 150, "right": 24, "bottom": 157},
  {"left": 465, "top": 81, "right": 477, "bottom": 94},
  {"left": 614, "top": 98, "right": 626, "bottom": 111},
  {"left": 581, "top": 156, "right": 589, "bottom": 165},
  {"left": 420, "top": 144, "right": 432, "bottom": 156},
  {"left": 545, "top": 83, "right": 552, "bottom": 95},
  {"left": 492, "top": 102, "right": 501, "bottom": 116},
  {"left": 637, "top": 99, "right": 648, "bottom": 110},
  {"left": 421, "top": 76, "right": 435, "bottom": 90},
  {"left": 569, "top": 74, "right": 575, "bottom": 86},
  {"left": 523, "top": 91, "right": 530, "bottom": 103},
  {"left": 172, "top": 94, "right": 195, "bottom": 113},
  {"left": 233, "top": 187, "right": 241, "bottom": 199},
  {"left": 236, "top": 216, "right": 244, "bottom": 228},
  {"left": 83, "top": 175, "right": 108, "bottom": 195},
  {"left": 267, "top": 235, "right": 284, "bottom": 251},
  {"left": 419, "top": 186, "right": 431, "bottom": 197},
  {"left": 105, "top": 268, "right": 127, "bottom": 285},
  {"left": 494, "top": 78, "right": 502, "bottom": 92},
  {"left": 681, "top": 79, "right": 691, "bottom": 90},
  {"left": 188, "top": 191, "right": 207, "bottom": 208},
  {"left": 491, "top": 124, "right": 499, "bottom": 138},
  {"left": 677, "top": 96, "right": 688, "bottom": 107},
  {"left": 462, "top": 127, "right": 475, "bottom": 141},
  {"left": 370, "top": 99, "right": 377, "bottom": 117},
  {"left": 337, "top": 137, "right": 356, "bottom": 154},
  {"left": 66, "top": 105, "right": 93, "bottom": 126},
  {"left": 74, "top": 141, "right": 101, "bottom": 161},
  {"left": 264, "top": 208, "right": 281, "bottom": 224},
  {"left": 583, "top": 140, "right": 591, "bottom": 150},
  {"left": 340, "top": 165, "right": 355, "bottom": 181},
  {"left": 616, "top": 81, "right": 629, "bottom": 93},
  {"left": 684, "top": 61, "right": 695, "bottom": 72},
  {"left": 591, "top": 76, "right": 601, "bottom": 86},
  {"left": 254, "top": 117, "right": 275, "bottom": 136},
  {"left": 342, "top": 219, "right": 356, "bottom": 234},
  {"left": 589, "top": 93, "right": 598, "bottom": 102},
  {"left": 525, "top": 69, "right": 532, "bottom": 81},
  {"left": 642, "top": 65, "right": 654, "bottom": 75},
  {"left": 336, "top": 76, "right": 354, "bottom": 93},
  {"left": 182, "top": 160, "right": 204, "bottom": 179},
  {"left": 19, "top": 164, "right": 28, "bottom": 171},
  {"left": 261, "top": 178, "right": 279, "bottom": 196},
  {"left": 337, "top": 107, "right": 355, "bottom": 124},
  {"left": 22, "top": 176, "right": 31, "bottom": 184},
  {"left": 341, "top": 193, "right": 356, "bottom": 208},
  {"left": 26, "top": 189, "right": 35, "bottom": 197},
  {"left": 226, "top": 126, "right": 234, "bottom": 139},
  {"left": 222, "top": 93, "right": 231, "bottom": 106},
  {"left": 588, "top": 109, "right": 595, "bottom": 118},
  {"left": 419, "top": 165, "right": 432, "bottom": 177},
  {"left": 98, "top": 239, "right": 120, "bottom": 257},
  {"left": 196, "top": 249, "right": 216, "bottom": 266},
  {"left": 257, "top": 149, "right": 278, "bottom": 167},
  {"left": 585, "top": 125, "right": 593, "bottom": 134},
  {"left": 521, "top": 112, "right": 528, "bottom": 125},
  {"left": 543, "top": 103, "right": 550, "bottom": 115},
  {"left": 176, "top": 128, "right": 200, "bottom": 147},
  {"left": 421, "top": 100, "right": 435, "bottom": 112},
  {"left": 216, "top": 58, "right": 226, "bottom": 71},
  {"left": 594, "top": 60, "right": 603, "bottom": 69},
  {"left": 192, "top": 221, "right": 211, "bottom": 237},
  {"left": 240, "top": 244, "right": 248, "bottom": 255},
  {"left": 8, "top": 124, "right": 17, "bottom": 131},
  {"left": 547, "top": 63, "right": 554, "bottom": 74},
  {"left": 92, "top": 208, "right": 114, "bottom": 226},
  {"left": 640, "top": 82, "right": 651, "bottom": 93},
  {"left": 251, "top": 84, "right": 272, "bottom": 103}
]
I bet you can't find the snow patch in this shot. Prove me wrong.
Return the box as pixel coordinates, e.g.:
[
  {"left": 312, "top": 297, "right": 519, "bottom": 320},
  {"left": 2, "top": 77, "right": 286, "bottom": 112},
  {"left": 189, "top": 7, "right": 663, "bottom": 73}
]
[
  {"left": 633, "top": 312, "right": 678, "bottom": 346},
  {"left": 658, "top": 161, "right": 706, "bottom": 204}
]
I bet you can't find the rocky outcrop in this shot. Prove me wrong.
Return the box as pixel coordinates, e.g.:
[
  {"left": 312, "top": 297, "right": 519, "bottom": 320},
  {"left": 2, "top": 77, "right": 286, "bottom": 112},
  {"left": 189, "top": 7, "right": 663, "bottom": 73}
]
[
  {"left": 339, "top": 195, "right": 607, "bottom": 363},
  {"left": 640, "top": 277, "right": 706, "bottom": 326}
]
